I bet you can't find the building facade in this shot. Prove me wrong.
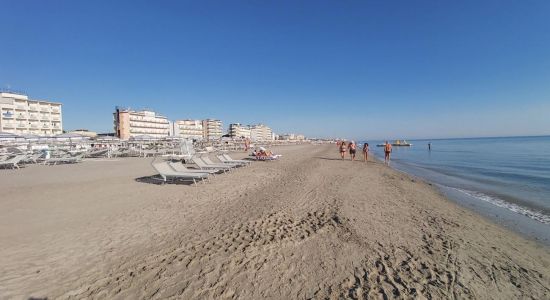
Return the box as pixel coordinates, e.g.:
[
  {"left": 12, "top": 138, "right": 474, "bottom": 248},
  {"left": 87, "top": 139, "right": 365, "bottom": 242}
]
[
  {"left": 113, "top": 107, "right": 170, "bottom": 140},
  {"left": 228, "top": 123, "right": 251, "bottom": 139},
  {"left": 202, "top": 119, "right": 223, "bottom": 140},
  {"left": 174, "top": 119, "right": 203, "bottom": 140},
  {"left": 0, "top": 91, "right": 63, "bottom": 136},
  {"left": 250, "top": 124, "right": 274, "bottom": 141}
]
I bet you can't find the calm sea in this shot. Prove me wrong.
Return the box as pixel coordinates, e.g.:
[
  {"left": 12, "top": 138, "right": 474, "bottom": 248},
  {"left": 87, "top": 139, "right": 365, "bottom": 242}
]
[{"left": 361, "top": 136, "right": 550, "bottom": 237}]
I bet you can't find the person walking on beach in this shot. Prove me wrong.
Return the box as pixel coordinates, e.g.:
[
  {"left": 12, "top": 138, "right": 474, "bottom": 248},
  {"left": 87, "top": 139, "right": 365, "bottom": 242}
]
[
  {"left": 362, "top": 143, "right": 369, "bottom": 162},
  {"left": 339, "top": 141, "right": 347, "bottom": 160},
  {"left": 384, "top": 141, "right": 392, "bottom": 165},
  {"left": 349, "top": 141, "right": 357, "bottom": 161}
]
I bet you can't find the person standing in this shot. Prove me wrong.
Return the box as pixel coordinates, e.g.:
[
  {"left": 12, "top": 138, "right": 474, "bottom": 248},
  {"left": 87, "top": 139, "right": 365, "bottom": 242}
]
[
  {"left": 244, "top": 138, "right": 250, "bottom": 152},
  {"left": 384, "top": 141, "right": 392, "bottom": 165},
  {"left": 349, "top": 141, "right": 357, "bottom": 161},
  {"left": 362, "top": 143, "right": 369, "bottom": 162},
  {"left": 339, "top": 141, "right": 347, "bottom": 160},
  {"left": 428, "top": 142, "right": 431, "bottom": 151}
]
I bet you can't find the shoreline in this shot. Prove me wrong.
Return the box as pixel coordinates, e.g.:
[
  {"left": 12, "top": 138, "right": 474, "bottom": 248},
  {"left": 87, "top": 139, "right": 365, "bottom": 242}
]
[
  {"left": 371, "top": 152, "right": 550, "bottom": 247},
  {"left": 0, "top": 144, "right": 549, "bottom": 298}
]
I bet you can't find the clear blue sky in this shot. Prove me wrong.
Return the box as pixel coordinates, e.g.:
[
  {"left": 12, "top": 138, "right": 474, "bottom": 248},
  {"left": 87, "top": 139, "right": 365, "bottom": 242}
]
[{"left": 1, "top": 0, "right": 549, "bottom": 140}]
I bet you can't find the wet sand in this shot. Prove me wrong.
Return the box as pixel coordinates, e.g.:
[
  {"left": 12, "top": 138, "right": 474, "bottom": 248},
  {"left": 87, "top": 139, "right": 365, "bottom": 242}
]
[{"left": 0, "top": 144, "right": 549, "bottom": 299}]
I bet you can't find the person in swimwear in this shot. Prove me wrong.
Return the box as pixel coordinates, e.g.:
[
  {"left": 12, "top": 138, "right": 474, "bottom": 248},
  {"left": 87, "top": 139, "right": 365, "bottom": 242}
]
[
  {"left": 339, "top": 141, "right": 347, "bottom": 160},
  {"left": 362, "top": 143, "right": 369, "bottom": 162},
  {"left": 384, "top": 141, "right": 392, "bottom": 165},
  {"left": 349, "top": 141, "right": 357, "bottom": 161}
]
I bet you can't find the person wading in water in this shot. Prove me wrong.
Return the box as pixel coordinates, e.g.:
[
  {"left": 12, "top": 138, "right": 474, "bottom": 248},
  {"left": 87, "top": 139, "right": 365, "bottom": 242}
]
[{"left": 384, "top": 141, "right": 392, "bottom": 165}]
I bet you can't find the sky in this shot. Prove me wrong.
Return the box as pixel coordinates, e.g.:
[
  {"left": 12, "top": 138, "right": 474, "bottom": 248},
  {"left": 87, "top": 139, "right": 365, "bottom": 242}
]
[{"left": 1, "top": 0, "right": 549, "bottom": 140}]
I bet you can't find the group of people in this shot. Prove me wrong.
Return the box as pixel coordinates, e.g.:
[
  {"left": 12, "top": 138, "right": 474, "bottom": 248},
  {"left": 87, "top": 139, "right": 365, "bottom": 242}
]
[
  {"left": 337, "top": 140, "right": 393, "bottom": 165},
  {"left": 337, "top": 141, "right": 369, "bottom": 162}
]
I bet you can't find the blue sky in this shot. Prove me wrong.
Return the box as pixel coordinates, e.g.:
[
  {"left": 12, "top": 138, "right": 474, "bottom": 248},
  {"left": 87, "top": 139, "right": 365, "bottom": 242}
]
[{"left": 1, "top": 0, "right": 549, "bottom": 139}]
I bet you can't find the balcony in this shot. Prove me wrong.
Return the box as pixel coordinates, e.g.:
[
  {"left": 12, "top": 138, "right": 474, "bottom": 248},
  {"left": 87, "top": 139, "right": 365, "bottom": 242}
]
[
  {"left": 2, "top": 112, "right": 14, "bottom": 119},
  {"left": 28, "top": 114, "right": 39, "bottom": 120},
  {"left": 42, "top": 124, "right": 50, "bottom": 128},
  {"left": 51, "top": 107, "right": 61, "bottom": 113},
  {"left": 40, "top": 107, "right": 50, "bottom": 112},
  {"left": 28, "top": 106, "right": 39, "bottom": 111},
  {"left": 17, "top": 123, "right": 27, "bottom": 128},
  {"left": 3, "top": 123, "right": 15, "bottom": 128},
  {"left": 52, "top": 116, "right": 60, "bottom": 121},
  {"left": 16, "top": 114, "right": 27, "bottom": 119},
  {"left": 15, "top": 105, "right": 27, "bottom": 110},
  {"left": 30, "top": 123, "right": 39, "bottom": 128}
]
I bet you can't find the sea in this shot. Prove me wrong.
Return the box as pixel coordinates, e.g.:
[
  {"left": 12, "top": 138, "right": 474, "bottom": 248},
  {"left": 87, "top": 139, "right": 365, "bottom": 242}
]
[{"left": 361, "top": 136, "right": 550, "bottom": 245}]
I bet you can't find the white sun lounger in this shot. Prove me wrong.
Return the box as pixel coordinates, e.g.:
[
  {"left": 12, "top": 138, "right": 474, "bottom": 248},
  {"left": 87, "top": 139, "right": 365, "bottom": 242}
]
[
  {"left": 219, "top": 153, "right": 251, "bottom": 165},
  {"left": 168, "top": 161, "right": 219, "bottom": 175},
  {"left": 0, "top": 155, "right": 26, "bottom": 169},
  {"left": 152, "top": 161, "right": 209, "bottom": 185},
  {"left": 200, "top": 156, "right": 237, "bottom": 170},
  {"left": 191, "top": 156, "right": 232, "bottom": 172},
  {"left": 44, "top": 153, "right": 84, "bottom": 165}
]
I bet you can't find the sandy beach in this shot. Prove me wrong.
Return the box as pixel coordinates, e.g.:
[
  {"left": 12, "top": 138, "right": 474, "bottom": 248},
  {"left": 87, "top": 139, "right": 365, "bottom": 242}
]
[{"left": 0, "top": 144, "right": 549, "bottom": 299}]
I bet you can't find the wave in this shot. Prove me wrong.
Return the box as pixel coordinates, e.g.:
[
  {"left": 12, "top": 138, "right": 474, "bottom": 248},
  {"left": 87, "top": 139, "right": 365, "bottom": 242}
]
[{"left": 447, "top": 187, "right": 550, "bottom": 225}]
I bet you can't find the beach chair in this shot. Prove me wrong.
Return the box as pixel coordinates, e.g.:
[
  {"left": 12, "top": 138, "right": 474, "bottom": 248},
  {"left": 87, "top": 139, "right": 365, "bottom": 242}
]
[
  {"left": 168, "top": 161, "right": 220, "bottom": 175},
  {"left": 44, "top": 153, "right": 84, "bottom": 165},
  {"left": 0, "top": 154, "right": 26, "bottom": 169},
  {"left": 200, "top": 156, "right": 238, "bottom": 170},
  {"left": 219, "top": 153, "right": 251, "bottom": 165},
  {"left": 191, "top": 156, "right": 232, "bottom": 172},
  {"left": 151, "top": 161, "right": 209, "bottom": 185}
]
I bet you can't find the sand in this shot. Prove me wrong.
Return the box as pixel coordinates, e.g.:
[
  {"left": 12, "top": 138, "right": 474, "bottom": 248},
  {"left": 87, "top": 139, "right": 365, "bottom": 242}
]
[{"left": 0, "top": 144, "right": 549, "bottom": 299}]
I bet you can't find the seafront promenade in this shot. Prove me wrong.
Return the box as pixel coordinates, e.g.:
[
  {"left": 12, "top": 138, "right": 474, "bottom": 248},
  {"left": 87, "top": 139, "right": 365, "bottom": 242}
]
[{"left": 0, "top": 144, "right": 548, "bottom": 299}]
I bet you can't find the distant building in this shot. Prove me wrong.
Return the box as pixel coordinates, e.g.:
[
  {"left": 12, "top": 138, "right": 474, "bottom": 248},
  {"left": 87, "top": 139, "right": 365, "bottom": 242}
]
[
  {"left": 279, "top": 133, "right": 305, "bottom": 141},
  {"left": 228, "top": 123, "right": 251, "bottom": 139},
  {"left": 68, "top": 129, "right": 97, "bottom": 138},
  {"left": 250, "top": 124, "right": 274, "bottom": 141},
  {"left": 113, "top": 107, "right": 170, "bottom": 140},
  {"left": 202, "top": 119, "right": 223, "bottom": 140},
  {"left": 0, "top": 91, "right": 63, "bottom": 136},
  {"left": 174, "top": 119, "right": 203, "bottom": 140}
]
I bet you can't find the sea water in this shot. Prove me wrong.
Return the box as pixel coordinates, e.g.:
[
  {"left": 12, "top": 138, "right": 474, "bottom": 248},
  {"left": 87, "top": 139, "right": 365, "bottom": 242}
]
[{"left": 360, "top": 136, "right": 550, "bottom": 243}]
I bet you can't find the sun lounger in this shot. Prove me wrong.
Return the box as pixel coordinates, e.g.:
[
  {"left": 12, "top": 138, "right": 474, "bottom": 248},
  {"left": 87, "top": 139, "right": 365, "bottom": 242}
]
[
  {"left": 220, "top": 153, "right": 251, "bottom": 165},
  {"left": 200, "top": 156, "right": 238, "bottom": 169},
  {"left": 0, "top": 154, "right": 26, "bottom": 169},
  {"left": 168, "top": 161, "right": 219, "bottom": 175},
  {"left": 44, "top": 153, "right": 84, "bottom": 165},
  {"left": 191, "top": 156, "right": 232, "bottom": 172},
  {"left": 21, "top": 153, "right": 43, "bottom": 164},
  {"left": 152, "top": 161, "right": 209, "bottom": 185}
]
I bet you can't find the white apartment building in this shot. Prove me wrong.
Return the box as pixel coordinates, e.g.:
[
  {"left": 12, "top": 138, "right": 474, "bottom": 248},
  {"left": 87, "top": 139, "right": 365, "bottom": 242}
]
[
  {"left": 113, "top": 107, "right": 170, "bottom": 140},
  {"left": 250, "top": 124, "right": 274, "bottom": 142},
  {"left": 202, "top": 119, "right": 223, "bottom": 140},
  {"left": 0, "top": 91, "right": 63, "bottom": 136},
  {"left": 174, "top": 119, "right": 203, "bottom": 140},
  {"left": 228, "top": 123, "right": 251, "bottom": 139}
]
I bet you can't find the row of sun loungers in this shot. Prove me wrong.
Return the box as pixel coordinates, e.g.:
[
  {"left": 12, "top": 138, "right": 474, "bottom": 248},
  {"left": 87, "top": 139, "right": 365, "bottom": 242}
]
[{"left": 152, "top": 153, "right": 252, "bottom": 185}]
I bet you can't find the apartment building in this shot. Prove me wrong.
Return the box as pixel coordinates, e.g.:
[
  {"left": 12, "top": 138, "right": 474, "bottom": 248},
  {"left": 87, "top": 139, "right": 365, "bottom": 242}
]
[
  {"left": 0, "top": 91, "right": 63, "bottom": 136},
  {"left": 202, "top": 119, "right": 223, "bottom": 140},
  {"left": 174, "top": 119, "right": 203, "bottom": 140},
  {"left": 113, "top": 107, "right": 170, "bottom": 140},
  {"left": 228, "top": 123, "right": 251, "bottom": 139},
  {"left": 249, "top": 124, "right": 274, "bottom": 142}
]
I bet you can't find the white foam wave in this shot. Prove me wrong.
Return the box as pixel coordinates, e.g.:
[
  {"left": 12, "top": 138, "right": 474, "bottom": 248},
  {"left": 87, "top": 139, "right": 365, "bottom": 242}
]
[{"left": 449, "top": 187, "right": 550, "bottom": 225}]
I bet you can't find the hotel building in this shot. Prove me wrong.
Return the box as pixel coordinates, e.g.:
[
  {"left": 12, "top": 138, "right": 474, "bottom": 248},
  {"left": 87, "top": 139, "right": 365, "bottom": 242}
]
[
  {"left": 202, "top": 119, "right": 223, "bottom": 140},
  {"left": 0, "top": 91, "right": 63, "bottom": 136},
  {"left": 250, "top": 124, "right": 274, "bottom": 141},
  {"left": 174, "top": 119, "right": 203, "bottom": 140},
  {"left": 113, "top": 107, "right": 170, "bottom": 140},
  {"left": 228, "top": 123, "right": 251, "bottom": 139}
]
